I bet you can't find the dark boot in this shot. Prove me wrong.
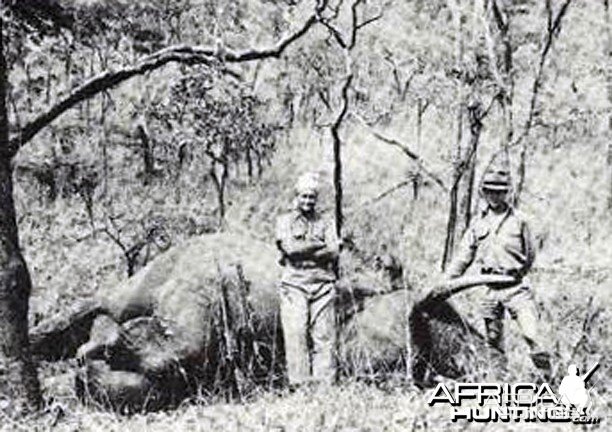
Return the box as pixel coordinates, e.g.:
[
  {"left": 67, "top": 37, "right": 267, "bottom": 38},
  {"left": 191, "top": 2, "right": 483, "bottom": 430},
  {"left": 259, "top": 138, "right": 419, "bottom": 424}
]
[{"left": 530, "top": 351, "right": 552, "bottom": 382}]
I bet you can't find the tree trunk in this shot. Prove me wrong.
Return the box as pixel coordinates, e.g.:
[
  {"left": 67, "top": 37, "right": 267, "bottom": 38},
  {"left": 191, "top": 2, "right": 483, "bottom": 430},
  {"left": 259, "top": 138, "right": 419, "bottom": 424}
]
[
  {"left": 442, "top": 100, "right": 481, "bottom": 270},
  {"left": 0, "top": 13, "right": 42, "bottom": 415},
  {"left": 463, "top": 100, "right": 482, "bottom": 231},
  {"left": 442, "top": 2, "right": 466, "bottom": 270},
  {"left": 414, "top": 99, "right": 428, "bottom": 200},
  {"left": 210, "top": 161, "right": 228, "bottom": 226},
  {"left": 331, "top": 75, "right": 352, "bottom": 239},
  {"left": 498, "top": 3, "right": 514, "bottom": 149},
  {"left": 136, "top": 121, "right": 154, "bottom": 186},
  {"left": 0, "top": 5, "right": 323, "bottom": 413},
  {"left": 442, "top": 104, "right": 464, "bottom": 271},
  {"left": 605, "top": 0, "right": 612, "bottom": 209},
  {"left": 245, "top": 147, "right": 253, "bottom": 181},
  {"left": 333, "top": 129, "right": 343, "bottom": 238}
]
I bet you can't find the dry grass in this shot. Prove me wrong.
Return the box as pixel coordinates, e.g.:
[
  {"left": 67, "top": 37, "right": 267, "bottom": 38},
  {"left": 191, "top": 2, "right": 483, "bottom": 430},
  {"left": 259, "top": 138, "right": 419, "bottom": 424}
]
[
  {"left": 3, "top": 264, "right": 606, "bottom": 432},
  {"left": 3, "top": 378, "right": 607, "bottom": 432}
]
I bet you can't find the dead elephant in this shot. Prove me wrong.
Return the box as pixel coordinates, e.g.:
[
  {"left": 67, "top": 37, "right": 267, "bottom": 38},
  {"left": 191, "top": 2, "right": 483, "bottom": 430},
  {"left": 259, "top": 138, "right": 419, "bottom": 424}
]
[
  {"left": 30, "top": 232, "right": 500, "bottom": 411},
  {"left": 31, "top": 233, "right": 405, "bottom": 411},
  {"left": 32, "top": 233, "right": 286, "bottom": 411}
]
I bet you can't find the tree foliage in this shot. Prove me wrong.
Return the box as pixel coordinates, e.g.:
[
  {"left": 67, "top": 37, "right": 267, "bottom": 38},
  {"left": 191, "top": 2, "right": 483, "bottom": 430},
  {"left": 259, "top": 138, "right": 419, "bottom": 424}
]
[{"left": 0, "top": 0, "right": 609, "bottom": 416}]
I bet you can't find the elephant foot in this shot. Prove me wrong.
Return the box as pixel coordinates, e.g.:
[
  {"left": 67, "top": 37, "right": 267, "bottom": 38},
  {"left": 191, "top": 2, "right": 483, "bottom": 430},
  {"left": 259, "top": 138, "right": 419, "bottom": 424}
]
[{"left": 75, "top": 360, "right": 179, "bottom": 413}]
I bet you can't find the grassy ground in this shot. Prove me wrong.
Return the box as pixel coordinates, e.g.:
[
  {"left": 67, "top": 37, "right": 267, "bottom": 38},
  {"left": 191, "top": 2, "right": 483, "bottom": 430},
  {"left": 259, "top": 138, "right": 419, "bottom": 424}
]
[
  {"left": 3, "top": 379, "right": 607, "bottom": 432},
  {"left": 2, "top": 265, "right": 606, "bottom": 431}
]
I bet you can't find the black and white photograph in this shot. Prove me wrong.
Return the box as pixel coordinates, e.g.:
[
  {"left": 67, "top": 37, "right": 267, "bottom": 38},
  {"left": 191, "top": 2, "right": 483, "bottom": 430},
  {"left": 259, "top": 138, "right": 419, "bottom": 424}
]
[{"left": 0, "top": 0, "right": 610, "bottom": 430}]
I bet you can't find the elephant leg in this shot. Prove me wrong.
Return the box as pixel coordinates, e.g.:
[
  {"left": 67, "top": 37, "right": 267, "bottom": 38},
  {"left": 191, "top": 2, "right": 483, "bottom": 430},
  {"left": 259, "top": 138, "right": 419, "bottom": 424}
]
[
  {"left": 76, "top": 360, "right": 164, "bottom": 413},
  {"left": 30, "top": 299, "right": 105, "bottom": 361},
  {"left": 76, "top": 360, "right": 190, "bottom": 413}
]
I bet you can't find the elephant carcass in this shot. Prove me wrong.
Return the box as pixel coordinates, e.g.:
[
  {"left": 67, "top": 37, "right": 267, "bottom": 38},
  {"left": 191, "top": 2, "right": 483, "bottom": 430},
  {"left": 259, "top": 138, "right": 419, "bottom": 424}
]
[
  {"left": 338, "top": 274, "right": 515, "bottom": 385},
  {"left": 32, "top": 233, "right": 283, "bottom": 410},
  {"left": 30, "top": 232, "right": 496, "bottom": 410}
]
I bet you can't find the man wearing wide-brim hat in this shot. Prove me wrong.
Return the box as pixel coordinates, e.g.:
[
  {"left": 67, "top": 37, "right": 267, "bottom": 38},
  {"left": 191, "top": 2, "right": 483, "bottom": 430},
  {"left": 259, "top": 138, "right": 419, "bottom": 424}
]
[{"left": 443, "top": 153, "right": 551, "bottom": 377}]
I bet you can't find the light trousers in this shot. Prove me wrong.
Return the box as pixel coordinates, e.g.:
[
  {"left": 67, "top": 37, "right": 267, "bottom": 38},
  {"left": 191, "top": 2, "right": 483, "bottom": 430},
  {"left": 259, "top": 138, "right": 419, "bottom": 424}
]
[{"left": 279, "top": 281, "right": 336, "bottom": 385}]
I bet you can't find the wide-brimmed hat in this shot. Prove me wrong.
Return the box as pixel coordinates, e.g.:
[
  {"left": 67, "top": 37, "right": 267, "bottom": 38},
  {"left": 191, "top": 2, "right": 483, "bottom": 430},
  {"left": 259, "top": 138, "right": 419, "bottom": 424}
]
[{"left": 481, "top": 152, "right": 512, "bottom": 192}]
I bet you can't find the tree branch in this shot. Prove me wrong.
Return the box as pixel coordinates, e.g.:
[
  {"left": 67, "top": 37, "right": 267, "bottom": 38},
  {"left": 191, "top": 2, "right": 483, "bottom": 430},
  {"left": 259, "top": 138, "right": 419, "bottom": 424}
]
[
  {"left": 349, "top": 0, "right": 382, "bottom": 49},
  {"left": 491, "top": 0, "right": 508, "bottom": 32},
  {"left": 355, "top": 13, "right": 383, "bottom": 32},
  {"left": 480, "top": 91, "right": 503, "bottom": 120},
  {"left": 348, "top": 0, "right": 365, "bottom": 49},
  {"left": 481, "top": 10, "right": 507, "bottom": 95},
  {"left": 351, "top": 178, "right": 412, "bottom": 212},
  {"left": 512, "top": 0, "right": 572, "bottom": 150},
  {"left": 354, "top": 115, "right": 448, "bottom": 192},
  {"left": 9, "top": 5, "right": 326, "bottom": 153},
  {"left": 320, "top": 18, "right": 347, "bottom": 48}
]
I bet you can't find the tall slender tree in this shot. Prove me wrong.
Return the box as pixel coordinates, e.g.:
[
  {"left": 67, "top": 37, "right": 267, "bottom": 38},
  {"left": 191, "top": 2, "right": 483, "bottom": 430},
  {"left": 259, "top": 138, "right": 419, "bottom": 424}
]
[
  {"left": 605, "top": 0, "right": 612, "bottom": 209},
  {"left": 0, "top": 9, "right": 42, "bottom": 415}
]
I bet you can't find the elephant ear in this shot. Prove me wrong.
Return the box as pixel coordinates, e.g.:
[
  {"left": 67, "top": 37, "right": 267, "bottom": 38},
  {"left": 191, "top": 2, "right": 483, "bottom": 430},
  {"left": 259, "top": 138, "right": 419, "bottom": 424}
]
[
  {"left": 149, "top": 233, "right": 282, "bottom": 356},
  {"left": 154, "top": 275, "right": 213, "bottom": 360}
]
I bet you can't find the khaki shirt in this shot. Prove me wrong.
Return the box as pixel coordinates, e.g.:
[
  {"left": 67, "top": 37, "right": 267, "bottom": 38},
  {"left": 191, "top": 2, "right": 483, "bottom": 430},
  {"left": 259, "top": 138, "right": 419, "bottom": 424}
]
[
  {"left": 446, "top": 207, "right": 535, "bottom": 279},
  {"left": 275, "top": 210, "right": 338, "bottom": 285}
]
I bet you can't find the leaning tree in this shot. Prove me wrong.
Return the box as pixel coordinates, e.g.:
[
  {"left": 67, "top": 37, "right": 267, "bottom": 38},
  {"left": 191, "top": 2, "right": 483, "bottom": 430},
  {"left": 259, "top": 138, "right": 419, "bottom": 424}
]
[{"left": 0, "top": 0, "right": 329, "bottom": 416}]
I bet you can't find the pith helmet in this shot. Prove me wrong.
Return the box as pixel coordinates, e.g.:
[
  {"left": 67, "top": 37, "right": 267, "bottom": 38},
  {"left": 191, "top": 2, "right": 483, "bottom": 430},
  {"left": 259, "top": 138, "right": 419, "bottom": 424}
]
[
  {"left": 295, "top": 172, "right": 319, "bottom": 194},
  {"left": 481, "top": 152, "right": 512, "bottom": 192}
]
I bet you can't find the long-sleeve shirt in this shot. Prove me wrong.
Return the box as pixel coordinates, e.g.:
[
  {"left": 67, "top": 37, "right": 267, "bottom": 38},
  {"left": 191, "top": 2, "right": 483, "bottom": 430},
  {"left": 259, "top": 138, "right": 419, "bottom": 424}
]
[
  {"left": 275, "top": 210, "right": 338, "bottom": 285},
  {"left": 446, "top": 207, "right": 535, "bottom": 280}
]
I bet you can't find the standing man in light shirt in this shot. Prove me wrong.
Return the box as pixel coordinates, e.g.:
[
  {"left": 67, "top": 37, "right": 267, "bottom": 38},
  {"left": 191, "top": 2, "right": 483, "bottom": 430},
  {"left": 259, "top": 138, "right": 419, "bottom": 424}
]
[
  {"left": 444, "top": 153, "right": 551, "bottom": 376},
  {"left": 275, "top": 173, "right": 340, "bottom": 388}
]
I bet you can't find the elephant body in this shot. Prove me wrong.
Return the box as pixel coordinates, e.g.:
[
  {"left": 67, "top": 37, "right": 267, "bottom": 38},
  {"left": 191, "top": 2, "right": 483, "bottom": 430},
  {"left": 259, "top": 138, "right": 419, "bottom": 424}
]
[{"left": 31, "top": 233, "right": 487, "bottom": 411}]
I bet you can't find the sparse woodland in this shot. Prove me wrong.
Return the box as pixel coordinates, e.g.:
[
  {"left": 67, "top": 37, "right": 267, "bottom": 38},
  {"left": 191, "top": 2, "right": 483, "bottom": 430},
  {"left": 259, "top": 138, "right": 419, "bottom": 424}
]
[{"left": 0, "top": 0, "right": 610, "bottom": 429}]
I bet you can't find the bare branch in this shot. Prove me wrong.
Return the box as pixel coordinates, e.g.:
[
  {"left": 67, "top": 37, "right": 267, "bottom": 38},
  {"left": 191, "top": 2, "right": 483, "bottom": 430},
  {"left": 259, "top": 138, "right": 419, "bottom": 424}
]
[
  {"left": 480, "top": 91, "right": 503, "bottom": 120},
  {"left": 320, "top": 19, "right": 348, "bottom": 48},
  {"left": 351, "top": 179, "right": 412, "bottom": 212},
  {"left": 348, "top": 0, "right": 365, "bottom": 49},
  {"left": 545, "top": 0, "right": 553, "bottom": 33},
  {"left": 317, "top": 89, "right": 333, "bottom": 111},
  {"left": 356, "top": 13, "right": 383, "bottom": 31},
  {"left": 481, "top": 10, "right": 507, "bottom": 94},
  {"left": 382, "top": 52, "right": 403, "bottom": 95},
  {"left": 381, "top": 49, "right": 421, "bottom": 99},
  {"left": 102, "top": 227, "right": 126, "bottom": 254},
  {"left": 491, "top": 0, "right": 508, "bottom": 32},
  {"left": 512, "top": 0, "right": 573, "bottom": 150},
  {"left": 419, "top": 99, "right": 430, "bottom": 116},
  {"left": 320, "top": 0, "right": 381, "bottom": 50},
  {"left": 348, "top": 0, "right": 382, "bottom": 49},
  {"left": 9, "top": 6, "right": 326, "bottom": 153},
  {"left": 515, "top": 0, "right": 573, "bottom": 199},
  {"left": 551, "top": 0, "right": 572, "bottom": 36},
  {"left": 354, "top": 115, "right": 448, "bottom": 191}
]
